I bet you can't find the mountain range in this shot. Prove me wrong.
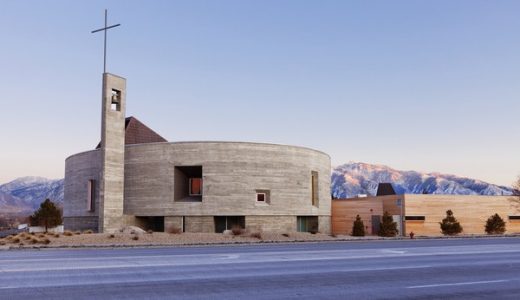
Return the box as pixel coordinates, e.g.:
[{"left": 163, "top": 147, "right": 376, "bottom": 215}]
[
  {"left": 0, "top": 177, "right": 64, "bottom": 215},
  {"left": 332, "top": 162, "right": 514, "bottom": 198},
  {"left": 0, "top": 163, "right": 516, "bottom": 215}
]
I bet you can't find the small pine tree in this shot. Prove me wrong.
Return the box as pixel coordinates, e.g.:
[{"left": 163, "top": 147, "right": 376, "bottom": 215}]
[
  {"left": 378, "top": 211, "right": 398, "bottom": 237},
  {"left": 30, "top": 199, "right": 63, "bottom": 232},
  {"left": 351, "top": 215, "right": 365, "bottom": 236},
  {"left": 485, "top": 213, "right": 506, "bottom": 234},
  {"left": 439, "top": 209, "right": 463, "bottom": 235}
]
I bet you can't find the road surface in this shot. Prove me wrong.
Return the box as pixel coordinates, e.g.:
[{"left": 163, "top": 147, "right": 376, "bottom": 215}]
[{"left": 1, "top": 238, "right": 520, "bottom": 299}]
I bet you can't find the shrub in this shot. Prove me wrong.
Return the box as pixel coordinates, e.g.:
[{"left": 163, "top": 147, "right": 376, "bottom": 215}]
[
  {"left": 378, "top": 211, "right": 399, "bottom": 237},
  {"left": 12, "top": 237, "right": 20, "bottom": 243},
  {"left": 485, "top": 213, "right": 506, "bottom": 234},
  {"left": 29, "top": 199, "right": 62, "bottom": 232},
  {"left": 0, "top": 240, "right": 6, "bottom": 246},
  {"left": 351, "top": 215, "right": 365, "bottom": 237},
  {"left": 231, "top": 225, "right": 243, "bottom": 236},
  {"left": 83, "top": 229, "right": 94, "bottom": 234},
  {"left": 74, "top": 231, "right": 81, "bottom": 235},
  {"left": 439, "top": 210, "right": 463, "bottom": 235},
  {"left": 30, "top": 238, "right": 40, "bottom": 244},
  {"left": 37, "top": 233, "right": 46, "bottom": 238},
  {"left": 24, "top": 235, "right": 32, "bottom": 241},
  {"left": 167, "top": 226, "right": 181, "bottom": 234},
  {"left": 282, "top": 233, "right": 290, "bottom": 237},
  {"left": 147, "top": 230, "right": 154, "bottom": 234},
  {"left": 41, "top": 238, "right": 51, "bottom": 245},
  {"left": 132, "top": 235, "right": 139, "bottom": 241},
  {"left": 250, "top": 232, "right": 262, "bottom": 239},
  {"left": 108, "top": 234, "right": 115, "bottom": 239},
  {"left": 54, "top": 233, "right": 60, "bottom": 238},
  {"left": 63, "top": 231, "right": 73, "bottom": 236}
]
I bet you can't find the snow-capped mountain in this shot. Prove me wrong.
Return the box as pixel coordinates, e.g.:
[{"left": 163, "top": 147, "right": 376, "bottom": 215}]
[
  {"left": 0, "top": 177, "right": 64, "bottom": 211},
  {"left": 332, "top": 162, "right": 514, "bottom": 199}
]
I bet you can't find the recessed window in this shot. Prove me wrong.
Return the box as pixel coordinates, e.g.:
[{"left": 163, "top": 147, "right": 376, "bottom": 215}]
[
  {"left": 87, "top": 180, "right": 95, "bottom": 212},
  {"left": 509, "top": 216, "right": 520, "bottom": 220},
  {"left": 405, "top": 216, "right": 425, "bottom": 221},
  {"left": 174, "top": 166, "right": 203, "bottom": 202},
  {"left": 189, "top": 178, "right": 202, "bottom": 196},
  {"left": 111, "top": 89, "right": 121, "bottom": 111},
  {"left": 311, "top": 171, "right": 319, "bottom": 207},
  {"left": 255, "top": 189, "right": 270, "bottom": 204}
]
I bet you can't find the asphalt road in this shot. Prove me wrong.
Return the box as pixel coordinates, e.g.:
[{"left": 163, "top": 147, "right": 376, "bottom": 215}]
[{"left": 1, "top": 238, "right": 520, "bottom": 299}]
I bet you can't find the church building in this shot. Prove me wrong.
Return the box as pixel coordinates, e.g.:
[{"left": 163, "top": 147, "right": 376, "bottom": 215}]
[{"left": 63, "top": 73, "right": 331, "bottom": 233}]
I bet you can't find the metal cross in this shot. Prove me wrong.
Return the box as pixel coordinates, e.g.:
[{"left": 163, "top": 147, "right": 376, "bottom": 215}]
[{"left": 91, "top": 9, "right": 121, "bottom": 73}]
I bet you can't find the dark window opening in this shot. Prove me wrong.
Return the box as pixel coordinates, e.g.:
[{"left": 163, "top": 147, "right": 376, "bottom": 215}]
[
  {"left": 297, "top": 216, "right": 319, "bottom": 233},
  {"left": 405, "top": 216, "right": 426, "bottom": 221},
  {"left": 509, "top": 216, "right": 520, "bottom": 220},
  {"left": 174, "top": 166, "right": 203, "bottom": 202},
  {"left": 255, "top": 189, "right": 270, "bottom": 204},
  {"left": 311, "top": 171, "right": 319, "bottom": 207},
  {"left": 111, "top": 89, "right": 121, "bottom": 111},
  {"left": 87, "top": 180, "right": 95, "bottom": 212},
  {"left": 214, "top": 216, "right": 245, "bottom": 233},
  {"left": 136, "top": 216, "right": 164, "bottom": 232}
]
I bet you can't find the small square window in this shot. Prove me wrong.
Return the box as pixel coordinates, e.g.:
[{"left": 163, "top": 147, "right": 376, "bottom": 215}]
[
  {"left": 189, "top": 178, "right": 202, "bottom": 196},
  {"left": 255, "top": 190, "right": 270, "bottom": 204},
  {"left": 257, "top": 193, "right": 266, "bottom": 202}
]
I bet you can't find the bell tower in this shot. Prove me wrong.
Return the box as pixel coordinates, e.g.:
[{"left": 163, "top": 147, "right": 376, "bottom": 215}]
[{"left": 99, "top": 73, "right": 126, "bottom": 232}]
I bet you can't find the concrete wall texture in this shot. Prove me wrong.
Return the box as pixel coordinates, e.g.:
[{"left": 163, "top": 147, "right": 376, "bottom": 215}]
[{"left": 64, "top": 141, "right": 332, "bottom": 233}]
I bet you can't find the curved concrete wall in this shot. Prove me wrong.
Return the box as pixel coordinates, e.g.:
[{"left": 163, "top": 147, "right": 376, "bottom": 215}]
[
  {"left": 64, "top": 142, "right": 331, "bottom": 232},
  {"left": 63, "top": 149, "right": 101, "bottom": 231}
]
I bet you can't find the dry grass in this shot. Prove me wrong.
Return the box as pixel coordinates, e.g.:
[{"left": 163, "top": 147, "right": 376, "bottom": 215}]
[
  {"left": 74, "top": 231, "right": 81, "bottom": 235},
  {"left": 108, "top": 234, "right": 115, "bottom": 239},
  {"left": 131, "top": 235, "right": 139, "bottom": 241},
  {"left": 11, "top": 237, "right": 20, "bottom": 243},
  {"left": 282, "top": 233, "right": 290, "bottom": 237},
  {"left": 54, "top": 233, "right": 60, "bottom": 238},
  {"left": 37, "top": 233, "right": 46, "bottom": 238},
  {"left": 147, "top": 230, "right": 154, "bottom": 234},
  {"left": 250, "top": 232, "right": 262, "bottom": 239},
  {"left": 0, "top": 239, "right": 5, "bottom": 246},
  {"left": 231, "top": 225, "right": 243, "bottom": 236},
  {"left": 63, "top": 231, "right": 73, "bottom": 236},
  {"left": 167, "top": 226, "right": 182, "bottom": 234},
  {"left": 83, "top": 229, "right": 94, "bottom": 234}
]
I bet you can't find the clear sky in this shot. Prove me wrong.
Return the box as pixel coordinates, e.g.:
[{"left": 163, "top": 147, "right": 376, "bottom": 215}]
[{"left": 0, "top": 0, "right": 519, "bottom": 186}]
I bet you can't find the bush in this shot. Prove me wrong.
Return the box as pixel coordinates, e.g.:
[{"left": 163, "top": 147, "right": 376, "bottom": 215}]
[
  {"left": 351, "top": 215, "right": 365, "bottom": 237},
  {"left": 378, "top": 211, "right": 399, "bottom": 237},
  {"left": 41, "top": 238, "right": 51, "bottom": 245},
  {"left": 83, "top": 229, "right": 94, "bottom": 234},
  {"left": 0, "top": 240, "right": 5, "bottom": 246},
  {"left": 147, "top": 230, "right": 154, "bottom": 234},
  {"left": 250, "top": 232, "right": 262, "bottom": 239},
  {"left": 108, "top": 234, "right": 115, "bottom": 239},
  {"left": 282, "top": 233, "right": 290, "bottom": 237},
  {"left": 132, "top": 235, "right": 139, "bottom": 241},
  {"left": 439, "top": 210, "right": 463, "bottom": 235},
  {"left": 485, "top": 213, "right": 506, "bottom": 234},
  {"left": 167, "top": 226, "right": 181, "bottom": 234},
  {"left": 12, "top": 237, "right": 20, "bottom": 243},
  {"left": 37, "top": 233, "right": 46, "bottom": 238},
  {"left": 30, "top": 237, "right": 40, "bottom": 244},
  {"left": 54, "top": 233, "right": 60, "bottom": 238},
  {"left": 74, "top": 231, "right": 81, "bottom": 235},
  {"left": 231, "top": 225, "right": 243, "bottom": 236},
  {"left": 63, "top": 231, "right": 73, "bottom": 236}
]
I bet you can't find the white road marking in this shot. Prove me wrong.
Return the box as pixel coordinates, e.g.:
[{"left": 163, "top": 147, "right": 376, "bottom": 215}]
[{"left": 407, "top": 279, "right": 510, "bottom": 289}]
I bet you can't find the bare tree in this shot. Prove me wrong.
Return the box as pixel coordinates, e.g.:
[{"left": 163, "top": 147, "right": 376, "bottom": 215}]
[{"left": 508, "top": 176, "right": 520, "bottom": 214}]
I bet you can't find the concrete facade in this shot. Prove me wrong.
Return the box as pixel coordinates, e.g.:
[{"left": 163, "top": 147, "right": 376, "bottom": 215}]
[
  {"left": 99, "top": 73, "right": 126, "bottom": 233},
  {"left": 64, "top": 142, "right": 332, "bottom": 233}
]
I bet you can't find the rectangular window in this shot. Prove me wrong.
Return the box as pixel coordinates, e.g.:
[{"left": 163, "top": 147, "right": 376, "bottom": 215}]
[
  {"left": 311, "top": 171, "right": 319, "bottom": 207},
  {"left": 189, "top": 178, "right": 202, "bottom": 196},
  {"left": 405, "top": 216, "right": 425, "bottom": 221},
  {"left": 111, "top": 89, "right": 121, "bottom": 111},
  {"left": 257, "top": 193, "right": 265, "bottom": 202},
  {"left": 297, "top": 216, "right": 319, "bottom": 233},
  {"left": 87, "top": 180, "right": 95, "bottom": 212},
  {"left": 509, "top": 216, "right": 520, "bottom": 220}
]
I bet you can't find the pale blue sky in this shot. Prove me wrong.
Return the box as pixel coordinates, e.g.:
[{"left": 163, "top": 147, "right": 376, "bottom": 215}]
[{"left": 0, "top": 0, "right": 519, "bottom": 186}]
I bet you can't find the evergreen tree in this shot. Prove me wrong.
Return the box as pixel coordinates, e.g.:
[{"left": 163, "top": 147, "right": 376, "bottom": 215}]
[
  {"left": 378, "top": 211, "right": 398, "bottom": 237},
  {"left": 439, "top": 210, "right": 463, "bottom": 235},
  {"left": 30, "top": 199, "right": 62, "bottom": 232},
  {"left": 485, "top": 213, "right": 506, "bottom": 234},
  {"left": 351, "top": 215, "right": 365, "bottom": 236}
]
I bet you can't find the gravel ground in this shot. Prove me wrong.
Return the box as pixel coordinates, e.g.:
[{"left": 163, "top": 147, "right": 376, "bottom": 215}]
[{"left": 0, "top": 231, "right": 363, "bottom": 249}]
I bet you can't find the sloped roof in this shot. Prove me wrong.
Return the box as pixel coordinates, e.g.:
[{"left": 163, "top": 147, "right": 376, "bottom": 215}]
[
  {"left": 376, "top": 183, "right": 396, "bottom": 196},
  {"left": 96, "top": 116, "right": 167, "bottom": 149}
]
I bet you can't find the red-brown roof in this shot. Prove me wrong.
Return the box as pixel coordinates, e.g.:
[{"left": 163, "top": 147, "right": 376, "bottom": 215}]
[{"left": 96, "top": 116, "right": 167, "bottom": 149}]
